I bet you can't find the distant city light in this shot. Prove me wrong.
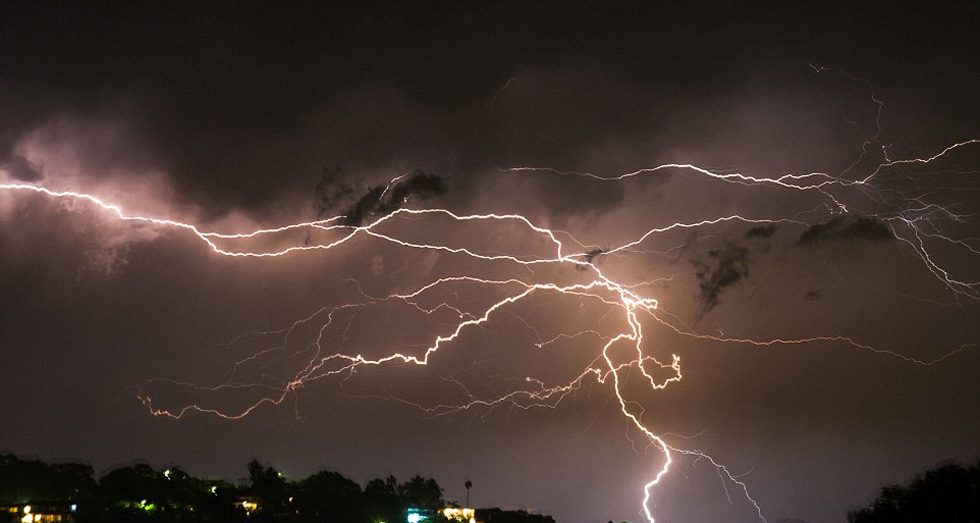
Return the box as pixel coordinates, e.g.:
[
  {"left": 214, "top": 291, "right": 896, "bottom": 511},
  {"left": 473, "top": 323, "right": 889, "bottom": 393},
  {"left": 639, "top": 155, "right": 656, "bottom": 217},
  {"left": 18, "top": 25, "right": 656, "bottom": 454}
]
[
  {"left": 407, "top": 508, "right": 429, "bottom": 523},
  {"left": 443, "top": 507, "right": 476, "bottom": 522}
]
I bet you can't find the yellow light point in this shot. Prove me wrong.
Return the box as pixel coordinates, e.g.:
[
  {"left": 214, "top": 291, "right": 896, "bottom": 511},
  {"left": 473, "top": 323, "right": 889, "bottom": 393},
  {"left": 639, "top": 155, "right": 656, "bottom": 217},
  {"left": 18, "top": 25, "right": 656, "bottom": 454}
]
[{"left": 4, "top": 130, "right": 979, "bottom": 523}]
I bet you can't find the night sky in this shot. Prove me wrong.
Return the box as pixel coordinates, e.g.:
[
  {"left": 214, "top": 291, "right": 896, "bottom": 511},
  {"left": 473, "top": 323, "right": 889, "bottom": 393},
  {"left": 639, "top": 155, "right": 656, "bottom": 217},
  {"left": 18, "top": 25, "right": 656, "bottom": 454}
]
[{"left": 2, "top": 3, "right": 979, "bottom": 523}]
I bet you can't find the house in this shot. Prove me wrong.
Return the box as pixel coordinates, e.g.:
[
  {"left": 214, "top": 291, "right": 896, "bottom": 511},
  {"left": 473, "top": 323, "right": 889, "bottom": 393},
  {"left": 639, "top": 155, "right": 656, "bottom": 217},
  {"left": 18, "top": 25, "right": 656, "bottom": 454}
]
[{"left": 1, "top": 503, "right": 77, "bottom": 523}]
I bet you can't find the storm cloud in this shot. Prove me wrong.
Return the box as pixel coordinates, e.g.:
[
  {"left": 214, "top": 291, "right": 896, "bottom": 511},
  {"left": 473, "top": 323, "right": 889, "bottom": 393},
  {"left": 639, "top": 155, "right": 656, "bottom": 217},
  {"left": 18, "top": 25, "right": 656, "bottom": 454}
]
[
  {"left": 337, "top": 170, "right": 448, "bottom": 227},
  {"left": 0, "top": 153, "right": 43, "bottom": 182},
  {"left": 2, "top": 4, "right": 979, "bottom": 523},
  {"left": 745, "top": 224, "right": 777, "bottom": 239},
  {"left": 692, "top": 242, "right": 752, "bottom": 317},
  {"left": 797, "top": 215, "right": 892, "bottom": 245}
]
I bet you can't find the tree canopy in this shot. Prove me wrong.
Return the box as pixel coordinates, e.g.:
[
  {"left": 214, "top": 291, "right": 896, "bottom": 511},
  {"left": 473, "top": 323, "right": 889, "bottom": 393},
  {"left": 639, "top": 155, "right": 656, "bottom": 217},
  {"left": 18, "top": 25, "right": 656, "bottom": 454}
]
[
  {"left": 848, "top": 458, "right": 980, "bottom": 523},
  {"left": 0, "top": 454, "right": 451, "bottom": 523}
]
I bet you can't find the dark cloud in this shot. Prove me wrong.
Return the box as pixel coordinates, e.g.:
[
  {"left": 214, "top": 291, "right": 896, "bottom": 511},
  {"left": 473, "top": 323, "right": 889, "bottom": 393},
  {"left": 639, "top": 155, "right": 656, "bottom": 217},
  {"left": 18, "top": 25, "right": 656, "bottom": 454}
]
[
  {"left": 338, "top": 170, "right": 448, "bottom": 227},
  {"left": 746, "top": 224, "right": 777, "bottom": 239},
  {"left": 804, "top": 290, "right": 822, "bottom": 301},
  {"left": 691, "top": 242, "right": 751, "bottom": 317},
  {"left": 574, "top": 247, "right": 608, "bottom": 272},
  {"left": 0, "top": 153, "right": 43, "bottom": 181},
  {"left": 314, "top": 167, "right": 357, "bottom": 218},
  {"left": 584, "top": 247, "right": 606, "bottom": 264},
  {"left": 1, "top": 2, "right": 976, "bottom": 216},
  {"left": 797, "top": 215, "right": 892, "bottom": 245}
]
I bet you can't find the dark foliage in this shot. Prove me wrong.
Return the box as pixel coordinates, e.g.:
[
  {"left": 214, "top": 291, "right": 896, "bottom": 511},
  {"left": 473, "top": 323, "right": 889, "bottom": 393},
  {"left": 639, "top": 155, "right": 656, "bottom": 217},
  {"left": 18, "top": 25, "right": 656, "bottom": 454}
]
[
  {"left": 0, "top": 454, "right": 461, "bottom": 523},
  {"left": 476, "top": 508, "right": 555, "bottom": 523},
  {"left": 847, "top": 458, "right": 980, "bottom": 523},
  {"left": 364, "top": 475, "right": 402, "bottom": 523},
  {"left": 0, "top": 454, "right": 97, "bottom": 505},
  {"left": 295, "top": 470, "right": 364, "bottom": 523},
  {"left": 398, "top": 476, "right": 443, "bottom": 511},
  {"left": 246, "top": 459, "right": 289, "bottom": 522}
]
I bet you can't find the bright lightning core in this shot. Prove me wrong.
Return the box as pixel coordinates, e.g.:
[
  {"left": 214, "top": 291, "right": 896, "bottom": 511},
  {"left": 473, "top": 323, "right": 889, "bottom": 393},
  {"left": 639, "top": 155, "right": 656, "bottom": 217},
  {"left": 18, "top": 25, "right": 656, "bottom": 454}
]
[{"left": 2, "top": 75, "right": 979, "bottom": 523}]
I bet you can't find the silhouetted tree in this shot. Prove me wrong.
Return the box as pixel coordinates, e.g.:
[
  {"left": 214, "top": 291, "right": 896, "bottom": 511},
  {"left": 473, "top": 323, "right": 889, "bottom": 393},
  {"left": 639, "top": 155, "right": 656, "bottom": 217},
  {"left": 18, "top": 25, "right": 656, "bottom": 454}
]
[
  {"left": 0, "top": 455, "right": 96, "bottom": 505},
  {"left": 193, "top": 479, "right": 243, "bottom": 523},
  {"left": 293, "top": 470, "right": 364, "bottom": 523},
  {"left": 247, "top": 459, "right": 289, "bottom": 522},
  {"left": 364, "top": 476, "right": 401, "bottom": 523},
  {"left": 99, "top": 464, "right": 168, "bottom": 522},
  {"left": 848, "top": 458, "right": 980, "bottom": 523},
  {"left": 398, "top": 476, "right": 443, "bottom": 511},
  {"left": 476, "top": 508, "right": 555, "bottom": 523},
  {"left": 49, "top": 462, "right": 98, "bottom": 502},
  {"left": 0, "top": 454, "right": 561, "bottom": 523}
]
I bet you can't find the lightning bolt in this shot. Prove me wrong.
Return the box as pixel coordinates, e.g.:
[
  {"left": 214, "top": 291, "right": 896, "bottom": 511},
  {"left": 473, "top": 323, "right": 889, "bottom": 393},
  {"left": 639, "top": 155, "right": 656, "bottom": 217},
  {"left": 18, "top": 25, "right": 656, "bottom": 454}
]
[{"left": 2, "top": 74, "right": 978, "bottom": 523}]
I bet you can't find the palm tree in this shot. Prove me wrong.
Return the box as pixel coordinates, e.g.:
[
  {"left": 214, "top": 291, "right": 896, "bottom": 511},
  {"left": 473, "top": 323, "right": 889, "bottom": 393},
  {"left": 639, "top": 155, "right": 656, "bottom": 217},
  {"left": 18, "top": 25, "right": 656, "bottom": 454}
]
[{"left": 464, "top": 480, "right": 472, "bottom": 507}]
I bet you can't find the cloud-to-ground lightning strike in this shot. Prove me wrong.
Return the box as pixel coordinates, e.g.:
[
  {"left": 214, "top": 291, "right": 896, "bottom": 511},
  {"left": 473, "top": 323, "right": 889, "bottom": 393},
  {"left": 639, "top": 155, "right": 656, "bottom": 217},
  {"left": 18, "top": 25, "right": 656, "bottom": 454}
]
[{"left": 2, "top": 73, "right": 978, "bottom": 523}]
